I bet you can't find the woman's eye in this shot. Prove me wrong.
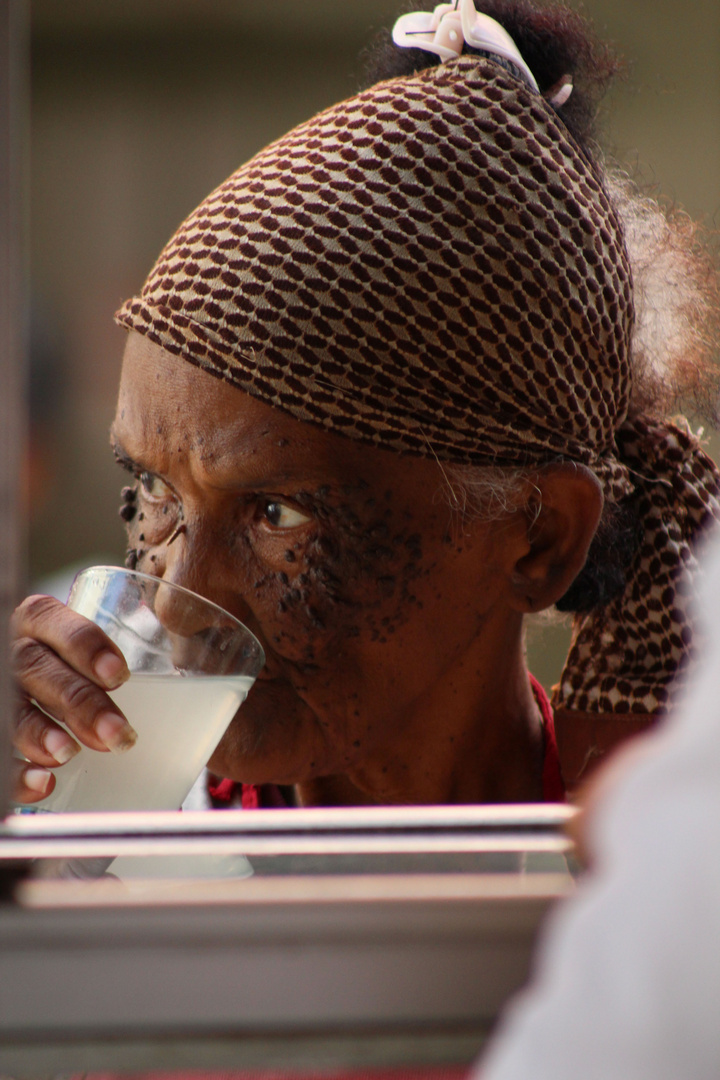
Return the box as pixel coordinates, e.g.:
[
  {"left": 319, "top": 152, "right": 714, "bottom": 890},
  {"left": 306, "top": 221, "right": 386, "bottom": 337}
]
[
  {"left": 262, "top": 500, "right": 312, "bottom": 530},
  {"left": 139, "top": 471, "right": 173, "bottom": 500}
]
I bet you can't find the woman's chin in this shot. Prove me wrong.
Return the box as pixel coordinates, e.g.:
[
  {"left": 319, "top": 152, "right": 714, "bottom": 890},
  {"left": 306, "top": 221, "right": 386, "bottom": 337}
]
[{"left": 206, "top": 679, "right": 326, "bottom": 787}]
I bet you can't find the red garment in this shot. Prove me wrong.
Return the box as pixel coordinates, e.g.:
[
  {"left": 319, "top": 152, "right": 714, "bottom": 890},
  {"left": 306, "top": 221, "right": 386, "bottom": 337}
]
[
  {"left": 208, "top": 676, "right": 566, "bottom": 809},
  {"left": 530, "top": 674, "right": 565, "bottom": 802},
  {"left": 78, "top": 1067, "right": 469, "bottom": 1080}
]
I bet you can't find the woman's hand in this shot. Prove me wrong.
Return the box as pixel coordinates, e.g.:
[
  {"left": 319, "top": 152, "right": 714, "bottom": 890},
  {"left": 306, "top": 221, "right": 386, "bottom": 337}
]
[{"left": 10, "top": 594, "right": 135, "bottom": 803}]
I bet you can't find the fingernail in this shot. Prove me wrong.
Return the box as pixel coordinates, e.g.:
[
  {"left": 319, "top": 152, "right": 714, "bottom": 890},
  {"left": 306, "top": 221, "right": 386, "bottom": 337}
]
[
  {"left": 95, "top": 712, "right": 138, "bottom": 753},
  {"left": 43, "top": 728, "right": 81, "bottom": 765},
  {"left": 24, "top": 767, "right": 52, "bottom": 795},
  {"left": 94, "top": 650, "right": 129, "bottom": 689}
]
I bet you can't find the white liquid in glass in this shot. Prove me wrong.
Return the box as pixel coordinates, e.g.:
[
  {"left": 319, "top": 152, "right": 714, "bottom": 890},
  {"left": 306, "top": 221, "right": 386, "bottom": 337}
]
[{"left": 37, "top": 672, "right": 253, "bottom": 812}]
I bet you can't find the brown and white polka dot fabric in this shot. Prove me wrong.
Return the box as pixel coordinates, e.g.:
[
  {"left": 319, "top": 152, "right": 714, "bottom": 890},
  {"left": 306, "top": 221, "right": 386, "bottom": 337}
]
[
  {"left": 116, "top": 54, "right": 720, "bottom": 717},
  {"left": 555, "top": 415, "right": 720, "bottom": 716}
]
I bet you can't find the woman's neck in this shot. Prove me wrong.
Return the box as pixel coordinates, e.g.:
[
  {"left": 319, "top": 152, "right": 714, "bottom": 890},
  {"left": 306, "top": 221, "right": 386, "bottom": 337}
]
[{"left": 296, "top": 628, "right": 545, "bottom": 807}]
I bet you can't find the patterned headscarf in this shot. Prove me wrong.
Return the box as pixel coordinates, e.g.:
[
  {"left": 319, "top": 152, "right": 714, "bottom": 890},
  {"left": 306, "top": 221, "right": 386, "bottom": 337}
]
[{"left": 116, "top": 54, "right": 720, "bottom": 764}]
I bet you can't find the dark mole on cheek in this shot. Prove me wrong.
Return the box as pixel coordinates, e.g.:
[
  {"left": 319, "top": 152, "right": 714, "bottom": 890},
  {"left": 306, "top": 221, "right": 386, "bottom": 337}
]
[
  {"left": 306, "top": 607, "right": 325, "bottom": 629},
  {"left": 405, "top": 534, "right": 422, "bottom": 560},
  {"left": 338, "top": 505, "right": 361, "bottom": 530},
  {"left": 284, "top": 550, "right": 296, "bottom": 563},
  {"left": 313, "top": 565, "right": 335, "bottom": 584},
  {"left": 314, "top": 535, "right": 337, "bottom": 557},
  {"left": 344, "top": 480, "right": 368, "bottom": 496},
  {"left": 277, "top": 572, "right": 289, "bottom": 586},
  {"left": 119, "top": 503, "right": 136, "bottom": 522}
]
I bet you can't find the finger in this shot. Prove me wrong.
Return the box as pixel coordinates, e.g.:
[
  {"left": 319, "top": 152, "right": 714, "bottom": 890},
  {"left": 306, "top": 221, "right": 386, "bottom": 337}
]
[
  {"left": 14, "top": 697, "right": 82, "bottom": 766},
  {"left": 11, "top": 758, "right": 57, "bottom": 805},
  {"left": 12, "top": 594, "right": 129, "bottom": 690},
  {"left": 12, "top": 641, "right": 137, "bottom": 754}
]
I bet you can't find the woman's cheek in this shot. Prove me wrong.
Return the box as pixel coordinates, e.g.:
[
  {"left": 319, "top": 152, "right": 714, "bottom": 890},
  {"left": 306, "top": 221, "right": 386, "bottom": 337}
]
[
  {"left": 119, "top": 486, "right": 183, "bottom": 569},
  {"left": 250, "top": 565, "right": 334, "bottom": 664},
  {"left": 122, "top": 514, "right": 168, "bottom": 571},
  {"left": 256, "top": 528, "right": 422, "bottom": 664},
  {"left": 121, "top": 503, "right": 147, "bottom": 570},
  {"left": 242, "top": 532, "right": 360, "bottom": 667}
]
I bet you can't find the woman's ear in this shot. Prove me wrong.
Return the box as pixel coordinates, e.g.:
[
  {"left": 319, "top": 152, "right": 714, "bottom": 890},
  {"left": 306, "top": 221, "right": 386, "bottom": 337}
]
[{"left": 508, "top": 464, "right": 603, "bottom": 613}]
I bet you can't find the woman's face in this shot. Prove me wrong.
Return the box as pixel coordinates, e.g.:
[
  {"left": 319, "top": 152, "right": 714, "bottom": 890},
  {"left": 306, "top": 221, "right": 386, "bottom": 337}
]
[{"left": 112, "top": 333, "right": 519, "bottom": 792}]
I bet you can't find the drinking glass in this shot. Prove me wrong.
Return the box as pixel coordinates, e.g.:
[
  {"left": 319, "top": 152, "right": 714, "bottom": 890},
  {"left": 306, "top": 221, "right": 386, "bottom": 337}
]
[{"left": 36, "top": 566, "right": 265, "bottom": 812}]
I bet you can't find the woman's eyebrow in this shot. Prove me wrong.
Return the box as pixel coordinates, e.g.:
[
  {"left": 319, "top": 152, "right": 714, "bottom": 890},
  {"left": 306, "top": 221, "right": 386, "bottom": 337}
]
[
  {"left": 109, "top": 433, "right": 328, "bottom": 493},
  {"left": 110, "top": 438, "right": 142, "bottom": 473}
]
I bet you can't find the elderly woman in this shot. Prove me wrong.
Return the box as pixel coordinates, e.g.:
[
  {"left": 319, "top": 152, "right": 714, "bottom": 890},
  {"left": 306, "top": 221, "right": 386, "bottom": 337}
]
[{"left": 12, "top": 0, "right": 720, "bottom": 808}]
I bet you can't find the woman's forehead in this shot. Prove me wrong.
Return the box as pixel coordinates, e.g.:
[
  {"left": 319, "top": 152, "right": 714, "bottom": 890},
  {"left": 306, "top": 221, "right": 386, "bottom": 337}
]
[{"left": 114, "top": 331, "right": 438, "bottom": 495}]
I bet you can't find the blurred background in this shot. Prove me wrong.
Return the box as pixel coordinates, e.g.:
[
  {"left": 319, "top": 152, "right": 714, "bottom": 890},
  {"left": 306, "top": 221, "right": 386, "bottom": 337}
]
[{"left": 25, "top": 0, "right": 720, "bottom": 690}]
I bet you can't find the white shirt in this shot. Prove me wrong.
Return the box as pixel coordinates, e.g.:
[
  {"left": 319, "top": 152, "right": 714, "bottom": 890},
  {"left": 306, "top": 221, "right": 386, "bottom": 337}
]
[{"left": 477, "top": 532, "right": 720, "bottom": 1080}]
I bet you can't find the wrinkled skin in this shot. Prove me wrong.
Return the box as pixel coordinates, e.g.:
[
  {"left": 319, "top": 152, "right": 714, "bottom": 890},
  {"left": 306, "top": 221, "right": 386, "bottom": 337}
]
[{"left": 12, "top": 332, "right": 602, "bottom": 806}]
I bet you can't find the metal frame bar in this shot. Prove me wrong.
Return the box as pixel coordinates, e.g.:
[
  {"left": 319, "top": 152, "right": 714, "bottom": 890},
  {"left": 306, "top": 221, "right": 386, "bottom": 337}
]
[
  {"left": 4, "top": 802, "right": 574, "bottom": 835},
  {"left": 1, "top": 870, "right": 568, "bottom": 1073},
  {"left": 2, "top": 804, "right": 574, "bottom": 858},
  {"left": 0, "top": 808, "right": 574, "bottom": 1072}
]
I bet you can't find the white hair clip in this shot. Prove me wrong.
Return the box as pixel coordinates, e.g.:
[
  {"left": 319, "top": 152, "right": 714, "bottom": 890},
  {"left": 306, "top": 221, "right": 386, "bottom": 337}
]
[
  {"left": 547, "top": 76, "right": 573, "bottom": 107},
  {"left": 392, "top": 0, "right": 540, "bottom": 93}
]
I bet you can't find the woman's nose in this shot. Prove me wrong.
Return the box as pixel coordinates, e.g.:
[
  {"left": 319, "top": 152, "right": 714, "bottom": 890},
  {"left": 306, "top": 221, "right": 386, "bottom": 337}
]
[
  {"left": 152, "top": 576, "right": 217, "bottom": 639},
  {"left": 150, "top": 549, "right": 264, "bottom": 676},
  {"left": 154, "top": 525, "right": 257, "bottom": 638}
]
